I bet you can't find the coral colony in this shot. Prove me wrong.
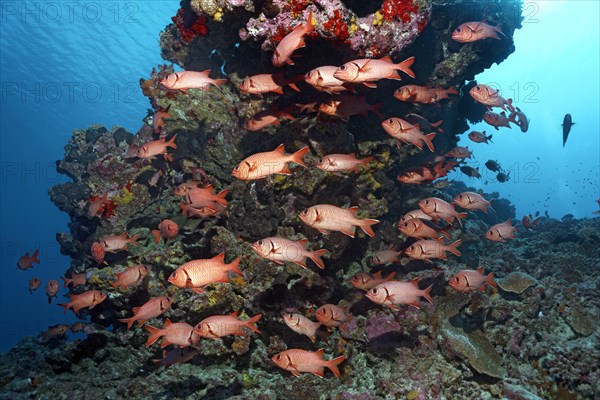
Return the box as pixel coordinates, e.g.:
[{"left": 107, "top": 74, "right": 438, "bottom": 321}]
[{"left": 2, "top": 1, "right": 599, "bottom": 399}]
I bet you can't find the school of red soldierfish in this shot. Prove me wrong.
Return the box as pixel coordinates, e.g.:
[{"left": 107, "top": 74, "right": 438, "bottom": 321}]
[{"left": 19, "top": 15, "right": 529, "bottom": 376}]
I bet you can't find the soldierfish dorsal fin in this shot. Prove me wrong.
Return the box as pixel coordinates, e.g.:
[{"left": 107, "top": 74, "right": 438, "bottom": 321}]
[
  {"left": 229, "top": 311, "right": 238, "bottom": 318},
  {"left": 477, "top": 266, "right": 484, "bottom": 274},
  {"left": 213, "top": 253, "right": 226, "bottom": 263},
  {"left": 274, "top": 144, "right": 286, "bottom": 155},
  {"left": 314, "top": 348, "right": 325, "bottom": 359},
  {"left": 348, "top": 206, "right": 358, "bottom": 216},
  {"left": 297, "top": 238, "right": 309, "bottom": 249}
]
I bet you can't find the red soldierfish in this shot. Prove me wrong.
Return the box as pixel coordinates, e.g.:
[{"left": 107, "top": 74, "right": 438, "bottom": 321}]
[
  {"left": 99, "top": 233, "right": 141, "bottom": 253},
  {"left": 366, "top": 278, "right": 433, "bottom": 309},
  {"left": 118, "top": 296, "right": 173, "bottom": 330},
  {"left": 232, "top": 145, "right": 309, "bottom": 181},
  {"left": 397, "top": 166, "right": 436, "bottom": 184},
  {"left": 316, "top": 153, "right": 373, "bottom": 173},
  {"left": 451, "top": 21, "right": 506, "bottom": 43},
  {"left": 394, "top": 85, "right": 458, "bottom": 104},
  {"left": 453, "top": 192, "right": 494, "bottom": 213},
  {"left": 87, "top": 193, "right": 111, "bottom": 217},
  {"left": 449, "top": 267, "right": 496, "bottom": 293},
  {"left": 152, "top": 347, "right": 198, "bottom": 370},
  {"left": 485, "top": 219, "right": 516, "bottom": 242},
  {"left": 160, "top": 70, "right": 226, "bottom": 92},
  {"left": 283, "top": 313, "right": 321, "bottom": 343},
  {"left": 272, "top": 349, "right": 345, "bottom": 378},
  {"left": 381, "top": 118, "right": 436, "bottom": 152},
  {"left": 404, "top": 239, "right": 462, "bottom": 261},
  {"left": 299, "top": 204, "right": 379, "bottom": 238},
  {"left": 168, "top": 253, "right": 242, "bottom": 294},
  {"left": 468, "top": 130, "right": 493, "bottom": 144},
  {"left": 398, "top": 218, "right": 451, "bottom": 240},
  {"left": 17, "top": 250, "right": 40, "bottom": 270},
  {"left": 315, "top": 304, "right": 351, "bottom": 330},
  {"left": 371, "top": 249, "right": 402, "bottom": 265},
  {"left": 251, "top": 237, "right": 328, "bottom": 269},
  {"left": 469, "top": 84, "right": 514, "bottom": 112},
  {"left": 29, "top": 277, "right": 41, "bottom": 294},
  {"left": 46, "top": 280, "right": 59, "bottom": 303},
  {"left": 61, "top": 273, "right": 86, "bottom": 288},
  {"left": 444, "top": 146, "right": 472, "bottom": 159},
  {"left": 58, "top": 290, "right": 107, "bottom": 314},
  {"left": 511, "top": 107, "right": 529, "bottom": 132},
  {"left": 245, "top": 107, "right": 295, "bottom": 131},
  {"left": 399, "top": 209, "right": 433, "bottom": 224},
  {"left": 145, "top": 319, "right": 199, "bottom": 348},
  {"left": 333, "top": 56, "right": 415, "bottom": 86},
  {"left": 349, "top": 271, "right": 397, "bottom": 291},
  {"left": 319, "top": 95, "right": 382, "bottom": 121},
  {"left": 193, "top": 312, "right": 261, "bottom": 339},
  {"left": 239, "top": 73, "right": 300, "bottom": 95},
  {"left": 418, "top": 197, "right": 468, "bottom": 226},
  {"left": 484, "top": 111, "right": 517, "bottom": 130},
  {"left": 272, "top": 9, "right": 314, "bottom": 67},
  {"left": 129, "top": 135, "right": 177, "bottom": 162},
  {"left": 184, "top": 185, "right": 228, "bottom": 209},
  {"left": 152, "top": 219, "right": 179, "bottom": 244},
  {"left": 110, "top": 265, "right": 150, "bottom": 290},
  {"left": 305, "top": 66, "right": 352, "bottom": 93}
]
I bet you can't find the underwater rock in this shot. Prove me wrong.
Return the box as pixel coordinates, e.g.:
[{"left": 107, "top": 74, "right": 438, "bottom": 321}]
[
  {"left": 497, "top": 272, "right": 538, "bottom": 294},
  {"left": 565, "top": 306, "right": 595, "bottom": 337}
]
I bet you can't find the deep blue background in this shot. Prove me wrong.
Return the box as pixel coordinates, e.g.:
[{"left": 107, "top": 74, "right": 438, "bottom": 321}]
[{"left": 0, "top": 1, "right": 598, "bottom": 352}]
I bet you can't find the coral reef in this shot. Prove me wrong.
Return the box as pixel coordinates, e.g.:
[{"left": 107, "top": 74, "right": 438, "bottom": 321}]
[{"left": 3, "top": 1, "right": 599, "bottom": 400}]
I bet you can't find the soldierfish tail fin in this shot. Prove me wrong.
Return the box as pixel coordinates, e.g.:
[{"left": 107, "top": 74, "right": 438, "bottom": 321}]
[
  {"left": 495, "top": 23, "right": 508, "bottom": 38},
  {"left": 151, "top": 230, "right": 161, "bottom": 244},
  {"left": 371, "top": 102, "right": 384, "bottom": 118},
  {"left": 31, "top": 249, "right": 40, "bottom": 264},
  {"left": 326, "top": 355, "right": 346, "bottom": 378},
  {"left": 360, "top": 156, "right": 374, "bottom": 168},
  {"left": 290, "top": 146, "right": 310, "bottom": 168},
  {"left": 145, "top": 325, "right": 162, "bottom": 347},
  {"left": 486, "top": 272, "right": 496, "bottom": 288},
  {"left": 244, "top": 314, "right": 262, "bottom": 334},
  {"left": 421, "top": 284, "right": 433, "bottom": 304},
  {"left": 118, "top": 317, "right": 135, "bottom": 330},
  {"left": 506, "top": 98, "right": 515, "bottom": 113},
  {"left": 61, "top": 276, "right": 71, "bottom": 288},
  {"left": 228, "top": 256, "right": 243, "bottom": 275},
  {"left": 57, "top": 302, "right": 71, "bottom": 314},
  {"left": 446, "top": 87, "right": 459, "bottom": 95},
  {"left": 359, "top": 219, "right": 379, "bottom": 238},
  {"left": 396, "top": 56, "right": 415, "bottom": 78},
  {"left": 211, "top": 78, "right": 228, "bottom": 88},
  {"left": 304, "top": 9, "right": 314, "bottom": 34},
  {"left": 214, "top": 189, "right": 229, "bottom": 206},
  {"left": 166, "top": 134, "right": 177, "bottom": 149},
  {"left": 423, "top": 132, "right": 436, "bottom": 152},
  {"left": 439, "top": 225, "right": 452, "bottom": 239},
  {"left": 455, "top": 212, "right": 468, "bottom": 227},
  {"left": 128, "top": 234, "right": 142, "bottom": 246},
  {"left": 487, "top": 200, "right": 496, "bottom": 214},
  {"left": 447, "top": 239, "right": 462, "bottom": 256},
  {"left": 309, "top": 249, "right": 329, "bottom": 269},
  {"left": 287, "top": 82, "right": 301, "bottom": 92},
  {"left": 487, "top": 134, "right": 493, "bottom": 143},
  {"left": 431, "top": 120, "right": 444, "bottom": 132}
]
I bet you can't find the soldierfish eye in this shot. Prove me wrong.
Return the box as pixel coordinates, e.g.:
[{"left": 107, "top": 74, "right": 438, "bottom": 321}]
[
  {"left": 476, "top": 86, "right": 480, "bottom": 90},
  {"left": 371, "top": 288, "right": 378, "bottom": 295},
  {"left": 276, "top": 354, "right": 281, "bottom": 360},
  {"left": 454, "top": 277, "right": 460, "bottom": 282},
  {"left": 456, "top": 28, "right": 461, "bottom": 32},
  {"left": 171, "top": 272, "right": 177, "bottom": 278},
  {"left": 339, "top": 65, "right": 346, "bottom": 70},
  {"left": 257, "top": 240, "right": 263, "bottom": 246},
  {"left": 388, "top": 119, "right": 393, "bottom": 124},
  {"left": 425, "top": 200, "right": 430, "bottom": 205}
]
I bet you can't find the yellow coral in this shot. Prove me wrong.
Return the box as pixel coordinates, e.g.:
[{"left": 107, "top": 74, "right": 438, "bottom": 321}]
[
  {"left": 114, "top": 186, "right": 134, "bottom": 206},
  {"left": 213, "top": 8, "right": 223, "bottom": 22},
  {"left": 372, "top": 11, "right": 384, "bottom": 26},
  {"left": 407, "top": 391, "right": 420, "bottom": 400},
  {"left": 242, "top": 372, "right": 253, "bottom": 387},
  {"left": 349, "top": 23, "right": 358, "bottom": 34}
]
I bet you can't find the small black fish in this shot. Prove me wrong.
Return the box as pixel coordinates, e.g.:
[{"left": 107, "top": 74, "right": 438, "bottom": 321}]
[
  {"left": 460, "top": 166, "right": 481, "bottom": 178},
  {"left": 496, "top": 172, "right": 510, "bottom": 182},
  {"left": 485, "top": 160, "right": 502, "bottom": 172},
  {"left": 562, "top": 113, "right": 575, "bottom": 147}
]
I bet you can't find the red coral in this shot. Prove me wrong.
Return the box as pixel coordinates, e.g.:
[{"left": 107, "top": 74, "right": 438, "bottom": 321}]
[
  {"left": 380, "top": 0, "right": 419, "bottom": 23},
  {"left": 323, "top": 10, "right": 350, "bottom": 43},
  {"left": 171, "top": 8, "right": 208, "bottom": 43},
  {"left": 88, "top": 195, "right": 117, "bottom": 219}
]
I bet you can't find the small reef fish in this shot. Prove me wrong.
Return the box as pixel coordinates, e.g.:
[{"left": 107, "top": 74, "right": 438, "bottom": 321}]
[
  {"left": 245, "top": 107, "right": 295, "bottom": 131},
  {"left": 148, "top": 170, "right": 163, "bottom": 187},
  {"left": 91, "top": 242, "right": 106, "bottom": 265},
  {"left": 168, "top": 253, "right": 242, "bottom": 294},
  {"left": 40, "top": 324, "right": 69, "bottom": 339},
  {"left": 193, "top": 312, "right": 261, "bottom": 339},
  {"left": 496, "top": 172, "right": 510, "bottom": 182},
  {"left": 272, "top": 349, "right": 345, "bottom": 378},
  {"left": 61, "top": 273, "right": 87, "bottom": 288},
  {"left": 522, "top": 214, "right": 541, "bottom": 229},
  {"left": 399, "top": 209, "right": 433, "bottom": 224},
  {"left": 152, "top": 219, "right": 179, "bottom": 244},
  {"left": 239, "top": 73, "right": 300, "bottom": 95},
  {"left": 484, "top": 111, "right": 517, "bottom": 130},
  {"left": 251, "top": 237, "right": 328, "bottom": 269},
  {"left": 397, "top": 167, "right": 434, "bottom": 184},
  {"left": 184, "top": 185, "right": 228, "bottom": 209},
  {"left": 127, "top": 135, "right": 177, "bottom": 162},
  {"left": 87, "top": 193, "right": 111, "bottom": 217},
  {"left": 272, "top": 9, "right": 314, "bottom": 67},
  {"left": 418, "top": 197, "right": 468, "bottom": 226},
  {"left": 160, "top": 70, "right": 226, "bottom": 92},
  {"left": 28, "top": 277, "right": 41, "bottom": 294},
  {"left": 404, "top": 239, "right": 462, "bottom": 261},
  {"left": 405, "top": 113, "right": 444, "bottom": 133},
  {"left": 468, "top": 130, "right": 493, "bottom": 144},
  {"left": 469, "top": 84, "right": 514, "bottom": 112},
  {"left": 398, "top": 218, "right": 451, "bottom": 240},
  {"left": 70, "top": 322, "right": 88, "bottom": 333},
  {"left": 349, "top": 271, "right": 396, "bottom": 291},
  {"left": 45, "top": 280, "right": 59, "bottom": 304},
  {"left": 110, "top": 265, "right": 150, "bottom": 290},
  {"left": 232, "top": 144, "right": 308, "bottom": 181},
  {"left": 17, "top": 250, "right": 40, "bottom": 270},
  {"left": 316, "top": 153, "right": 373, "bottom": 173},
  {"left": 58, "top": 290, "right": 107, "bottom": 314},
  {"left": 119, "top": 296, "right": 173, "bottom": 330},
  {"left": 315, "top": 304, "right": 351, "bottom": 330},
  {"left": 460, "top": 166, "right": 481, "bottom": 178},
  {"left": 99, "top": 233, "right": 141, "bottom": 253},
  {"left": 145, "top": 319, "right": 199, "bottom": 348},
  {"left": 305, "top": 66, "right": 352, "bottom": 93},
  {"left": 381, "top": 117, "right": 436, "bottom": 152},
  {"left": 453, "top": 192, "right": 494, "bottom": 213},
  {"left": 371, "top": 249, "right": 402, "bottom": 265},
  {"left": 485, "top": 160, "right": 502, "bottom": 172},
  {"left": 394, "top": 85, "right": 458, "bottom": 104},
  {"left": 333, "top": 56, "right": 415, "bottom": 86},
  {"left": 444, "top": 146, "right": 472, "bottom": 159},
  {"left": 283, "top": 313, "right": 321, "bottom": 343},
  {"left": 511, "top": 107, "right": 529, "bottom": 132},
  {"left": 299, "top": 204, "right": 379, "bottom": 238},
  {"left": 152, "top": 348, "right": 198, "bottom": 370},
  {"left": 449, "top": 267, "right": 496, "bottom": 293},
  {"left": 433, "top": 179, "right": 450, "bottom": 189},
  {"left": 562, "top": 113, "right": 575, "bottom": 147},
  {"left": 451, "top": 21, "right": 506, "bottom": 43},
  {"left": 319, "top": 95, "right": 382, "bottom": 121},
  {"left": 485, "top": 219, "right": 516, "bottom": 242},
  {"left": 153, "top": 108, "right": 171, "bottom": 135},
  {"left": 366, "top": 278, "right": 433, "bottom": 310}
]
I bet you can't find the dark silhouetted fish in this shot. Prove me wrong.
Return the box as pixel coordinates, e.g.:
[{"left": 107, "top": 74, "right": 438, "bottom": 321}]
[
  {"left": 562, "top": 114, "right": 574, "bottom": 147},
  {"left": 485, "top": 160, "right": 502, "bottom": 172},
  {"left": 460, "top": 166, "right": 481, "bottom": 178},
  {"left": 496, "top": 172, "right": 510, "bottom": 182}
]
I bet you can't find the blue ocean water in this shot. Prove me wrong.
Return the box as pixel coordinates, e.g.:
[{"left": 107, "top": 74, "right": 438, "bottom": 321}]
[{"left": 0, "top": 0, "right": 598, "bottom": 353}]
